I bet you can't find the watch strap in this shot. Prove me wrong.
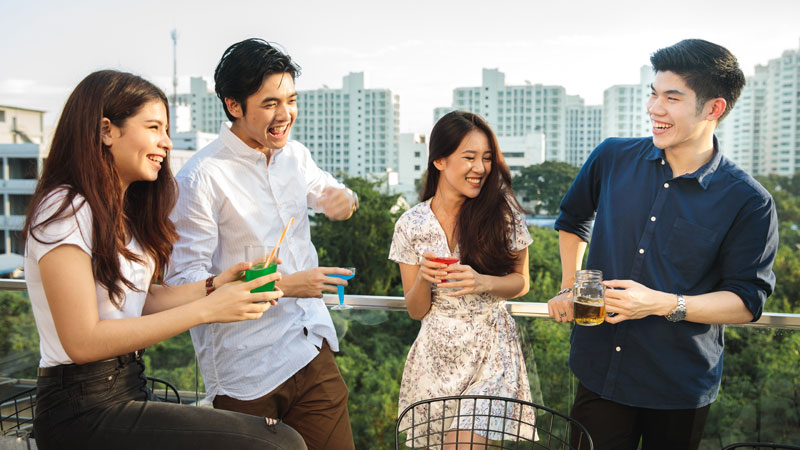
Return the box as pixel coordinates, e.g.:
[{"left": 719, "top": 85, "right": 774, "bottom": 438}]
[{"left": 205, "top": 276, "right": 216, "bottom": 296}]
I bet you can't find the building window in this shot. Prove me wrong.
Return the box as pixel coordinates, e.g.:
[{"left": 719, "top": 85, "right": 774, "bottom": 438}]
[
  {"left": 11, "top": 231, "right": 24, "bottom": 255},
  {"left": 9, "top": 194, "right": 33, "bottom": 215},
  {"left": 8, "top": 158, "right": 38, "bottom": 179},
  {"left": 0, "top": 110, "right": 5, "bottom": 122}
]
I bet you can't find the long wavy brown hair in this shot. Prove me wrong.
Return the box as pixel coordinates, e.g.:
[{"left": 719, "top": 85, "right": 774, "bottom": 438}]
[
  {"left": 23, "top": 70, "right": 178, "bottom": 309},
  {"left": 420, "top": 111, "right": 526, "bottom": 276}
]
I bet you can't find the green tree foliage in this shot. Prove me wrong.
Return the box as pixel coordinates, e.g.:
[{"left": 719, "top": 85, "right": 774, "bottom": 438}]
[
  {"left": 756, "top": 173, "right": 800, "bottom": 313},
  {"left": 512, "top": 161, "right": 580, "bottom": 215},
  {"left": 0, "top": 291, "right": 39, "bottom": 378}
]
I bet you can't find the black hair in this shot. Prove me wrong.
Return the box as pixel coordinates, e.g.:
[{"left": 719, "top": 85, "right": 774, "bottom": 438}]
[
  {"left": 650, "top": 39, "right": 745, "bottom": 121},
  {"left": 214, "top": 38, "right": 302, "bottom": 122}
]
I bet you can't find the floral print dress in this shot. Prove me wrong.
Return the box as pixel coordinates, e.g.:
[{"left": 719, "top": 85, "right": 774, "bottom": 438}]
[{"left": 389, "top": 199, "right": 536, "bottom": 447}]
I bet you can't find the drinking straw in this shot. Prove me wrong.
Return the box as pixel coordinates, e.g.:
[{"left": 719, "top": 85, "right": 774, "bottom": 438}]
[{"left": 266, "top": 217, "right": 294, "bottom": 267}]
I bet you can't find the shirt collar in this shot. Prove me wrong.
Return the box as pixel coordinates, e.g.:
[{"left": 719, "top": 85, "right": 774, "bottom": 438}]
[
  {"left": 218, "top": 122, "right": 284, "bottom": 164},
  {"left": 648, "top": 135, "right": 722, "bottom": 190}
]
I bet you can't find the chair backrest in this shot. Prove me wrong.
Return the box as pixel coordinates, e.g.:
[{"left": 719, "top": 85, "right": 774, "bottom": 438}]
[
  {"left": 146, "top": 376, "right": 182, "bottom": 404},
  {"left": 722, "top": 444, "right": 800, "bottom": 450},
  {"left": 0, "top": 386, "right": 36, "bottom": 437},
  {"left": 396, "top": 395, "right": 593, "bottom": 450}
]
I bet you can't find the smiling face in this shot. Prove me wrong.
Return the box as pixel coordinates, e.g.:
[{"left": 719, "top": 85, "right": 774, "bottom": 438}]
[
  {"left": 227, "top": 72, "right": 297, "bottom": 153},
  {"left": 103, "top": 100, "right": 171, "bottom": 192},
  {"left": 434, "top": 130, "right": 493, "bottom": 199},
  {"left": 647, "top": 70, "right": 721, "bottom": 153}
]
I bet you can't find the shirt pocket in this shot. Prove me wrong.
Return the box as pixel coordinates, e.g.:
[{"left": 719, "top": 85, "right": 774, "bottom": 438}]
[{"left": 664, "top": 217, "right": 719, "bottom": 288}]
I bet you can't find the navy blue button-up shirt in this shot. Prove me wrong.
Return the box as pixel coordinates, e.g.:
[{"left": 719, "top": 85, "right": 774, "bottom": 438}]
[{"left": 555, "top": 137, "right": 778, "bottom": 409}]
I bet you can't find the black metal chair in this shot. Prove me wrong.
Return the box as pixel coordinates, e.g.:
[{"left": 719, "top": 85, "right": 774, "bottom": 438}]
[
  {"left": 146, "top": 376, "right": 182, "bottom": 404},
  {"left": 396, "top": 395, "right": 593, "bottom": 449},
  {"left": 721, "top": 444, "right": 800, "bottom": 450},
  {"left": 0, "top": 386, "right": 36, "bottom": 437}
]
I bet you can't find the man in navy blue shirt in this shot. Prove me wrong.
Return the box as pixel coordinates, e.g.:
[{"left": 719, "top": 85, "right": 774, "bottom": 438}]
[{"left": 548, "top": 39, "right": 778, "bottom": 450}]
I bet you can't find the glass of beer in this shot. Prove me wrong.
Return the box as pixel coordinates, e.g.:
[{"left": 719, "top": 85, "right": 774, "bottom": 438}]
[{"left": 573, "top": 270, "right": 605, "bottom": 326}]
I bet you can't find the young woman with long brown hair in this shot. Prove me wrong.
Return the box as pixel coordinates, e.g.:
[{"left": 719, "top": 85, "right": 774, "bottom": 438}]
[
  {"left": 389, "top": 111, "right": 536, "bottom": 448},
  {"left": 24, "top": 70, "right": 306, "bottom": 450}
]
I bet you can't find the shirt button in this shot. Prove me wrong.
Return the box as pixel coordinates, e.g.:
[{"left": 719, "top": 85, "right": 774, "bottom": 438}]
[
  {"left": 616, "top": 346, "right": 622, "bottom": 352},
  {"left": 650, "top": 216, "right": 656, "bottom": 222},
  {"left": 664, "top": 182, "right": 670, "bottom": 188},
  {"left": 661, "top": 159, "right": 665, "bottom": 165},
  {"left": 639, "top": 248, "right": 645, "bottom": 254}
]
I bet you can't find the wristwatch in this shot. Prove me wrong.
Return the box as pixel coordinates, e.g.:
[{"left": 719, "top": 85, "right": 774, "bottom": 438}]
[
  {"left": 348, "top": 189, "right": 359, "bottom": 214},
  {"left": 666, "top": 293, "right": 686, "bottom": 322}
]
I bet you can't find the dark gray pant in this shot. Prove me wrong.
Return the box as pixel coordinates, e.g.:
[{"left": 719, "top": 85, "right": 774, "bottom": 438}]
[
  {"left": 33, "top": 354, "right": 306, "bottom": 450},
  {"left": 570, "top": 382, "right": 710, "bottom": 450}
]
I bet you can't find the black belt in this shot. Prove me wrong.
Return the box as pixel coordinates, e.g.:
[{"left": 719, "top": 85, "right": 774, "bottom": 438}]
[{"left": 38, "top": 349, "right": 145, "bottom": 378}]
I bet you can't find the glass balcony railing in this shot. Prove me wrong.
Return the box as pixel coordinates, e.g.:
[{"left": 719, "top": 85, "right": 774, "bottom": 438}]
[{"left": 2, "top": 279, "right": 799, "bottom": 449}]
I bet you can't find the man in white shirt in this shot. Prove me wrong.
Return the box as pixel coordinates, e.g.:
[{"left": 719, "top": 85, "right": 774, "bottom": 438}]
[{"left": 166, "top": 38, "right": 357, "bottom": 450}]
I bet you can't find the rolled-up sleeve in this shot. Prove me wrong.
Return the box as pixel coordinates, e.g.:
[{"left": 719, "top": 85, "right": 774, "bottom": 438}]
[
  {"left": 715, "top": 192, "right": 778, "bottom": 321},
  {"left": 554, "top": 141, "right": 605, "bottom": 242}
]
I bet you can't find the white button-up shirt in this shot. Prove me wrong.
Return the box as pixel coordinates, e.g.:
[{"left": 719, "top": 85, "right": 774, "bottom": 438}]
[{"left": 166, "top": 123, "right": 343, "bottom": 401}]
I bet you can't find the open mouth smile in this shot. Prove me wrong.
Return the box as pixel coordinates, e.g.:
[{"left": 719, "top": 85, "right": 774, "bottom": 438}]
[
  {"left": 268, "top": 125, "right": 289, "bottom": 137},
  {"left": 652, "top": 120, "right": 673, "bottom": 134}
]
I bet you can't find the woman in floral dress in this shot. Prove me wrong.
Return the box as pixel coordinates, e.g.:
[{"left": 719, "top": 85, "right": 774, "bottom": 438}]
[{"left": 389, "top": 111, "right": 535, "bottom": 448}]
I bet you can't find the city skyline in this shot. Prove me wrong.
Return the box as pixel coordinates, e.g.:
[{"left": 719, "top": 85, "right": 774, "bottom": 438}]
[{"left": 2, "top": 0, "right": 799, "bottom": 135}]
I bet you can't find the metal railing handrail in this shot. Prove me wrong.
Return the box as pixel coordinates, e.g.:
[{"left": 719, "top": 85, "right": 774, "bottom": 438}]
[
  {"left": 319, "top": 294, "right": 800, "bottom": 329},
  {"left": 2, "top": 279, "right": 797, "bottom": 330}
]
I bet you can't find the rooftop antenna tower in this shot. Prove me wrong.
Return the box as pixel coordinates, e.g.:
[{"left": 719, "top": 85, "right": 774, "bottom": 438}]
[{"left": 171, "top": 29, "right": 179, "bottom": 105}]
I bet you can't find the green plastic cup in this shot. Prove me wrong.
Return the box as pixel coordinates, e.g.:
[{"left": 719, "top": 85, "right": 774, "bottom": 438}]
[{"left": 245, "top": 261, "right": 278, "bottom": 293}]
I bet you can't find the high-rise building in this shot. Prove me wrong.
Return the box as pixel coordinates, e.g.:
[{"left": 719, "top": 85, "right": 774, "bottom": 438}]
[
  {"left": 292, "top": 72, "right": 400, "bottom": 177},
  {"left": 566, "top": 96, "right": 603, "bottom": 166},
  {"left": 717, "top": 43, "right": 800, "bottom": 176},
  {"left": 759, "top": 46, "right": 800, "bottom": 175},
  {"left": 434, "top": 69, "right": 600, "bottom": 164},
  {"left": 396, "top": 133, "right": 428, "bottom": 200},
  {"left": 602, "top": 66, "right": 653, "bottom": 140},
  {"left": 183, "top": 77, "right": 228, "bottom": 134},
  {"left": 0, "top": 106, "right": 47, "bottom": 267},
  {"left": 716, "top": 66, "right": 768, "bottom": 175}
]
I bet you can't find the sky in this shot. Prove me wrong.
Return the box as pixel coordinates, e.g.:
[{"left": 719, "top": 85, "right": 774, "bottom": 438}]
[{"left": 2, "top": 0, "right": 799, "bottom": 136}]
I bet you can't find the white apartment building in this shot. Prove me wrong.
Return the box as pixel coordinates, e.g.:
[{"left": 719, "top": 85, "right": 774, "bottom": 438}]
[
  {"left": 188, "top": 77, "right": 228, "bottom": 134},
  {"left": 498, "top": 133, "right": 546, "bottom": 174},
  {"left": 717, "top": 43, "right": 800, "bottom": 176},
  {"left": 716, "top": 65, "right": 768, "bottom": 175},
  {"left": 396, "top": 133, "right": 428, "bottom": 201},
  {"left": 760, "top": 46, "right": 800, "bottom": 175},
  {"left": 292, "top": 72, "right": 400, "bottom": 177},
  {"left": 566, "top": 96, "right": 603, "bottom": 166},
  {"left": 434, "top": 69, "right": 568, "bottom": 162},
  {"left": 168, "top": 77, "right": 228, "bottom": 134},
  {"left": 602, "top": 66, "right": 653, "bottom": 140}
]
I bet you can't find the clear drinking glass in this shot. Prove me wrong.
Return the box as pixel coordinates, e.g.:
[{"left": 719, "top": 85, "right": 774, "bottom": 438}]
[
  {"left": 573, "top": 270, "right": 605, "bottom": 326},
  {"left": 330, "top": 267, "right": 356, "bottom": 310},
  {"left": 244, "top": 245, "right": 278, "bottom": 293},
  {"left": 430, "top": 250, "right": 459, "bottom": 295}
]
